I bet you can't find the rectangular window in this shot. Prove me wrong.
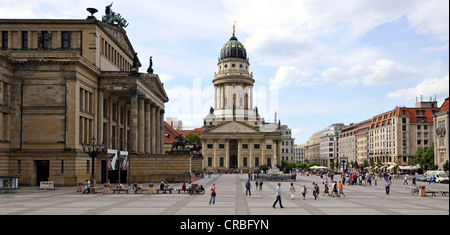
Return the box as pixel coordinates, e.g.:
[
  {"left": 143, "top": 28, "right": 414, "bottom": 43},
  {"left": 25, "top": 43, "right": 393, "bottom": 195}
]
[
  {"left": 242, "top": 144, "right": 248, "bottom": 149},
  {"left": 62, "top": 31, "right": 70, "bottom": 49},
  {"left": 219, "top": 144, "right": 225, "bottom": 149},
  {"left": 243, "top": 157, "right": 248, "bottom": 167},
  {"left": 255, "top": 157, "right": 260, "bottom": 167},
  {"left": 42, "top": 31, "right": 49, "bottom": 49},
  {"left": 1, "top": 31, "right": 7, "bottom": 49},
  {"left": 22, "top": 31, "right": 28, "bottom": 49},
  {"left": 254, "top": 144, "right": 260, "bottom": 149},
  {"left": 207, "top": 144, "right": 213, "bottom": 149},
  {"left": 220, "top": 157, "right": 224, "bottom": 167},
  {"left": 208, "top": 157, "right": 212, "bottom": 167},
  {"left": 266, "top": 145, "right": 272, "bottom": 149}
]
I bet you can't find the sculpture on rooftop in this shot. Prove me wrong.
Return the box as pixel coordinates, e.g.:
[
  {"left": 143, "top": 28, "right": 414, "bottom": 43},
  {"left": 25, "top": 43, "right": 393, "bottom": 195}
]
[{"left": 102, "top": 2, "right": 129, "bottom": 28}]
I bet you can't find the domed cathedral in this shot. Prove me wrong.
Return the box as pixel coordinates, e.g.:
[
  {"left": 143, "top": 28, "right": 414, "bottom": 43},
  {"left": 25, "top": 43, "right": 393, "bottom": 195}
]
[{"left": 202, "top": 26, "right": 282, "bottom": 173}]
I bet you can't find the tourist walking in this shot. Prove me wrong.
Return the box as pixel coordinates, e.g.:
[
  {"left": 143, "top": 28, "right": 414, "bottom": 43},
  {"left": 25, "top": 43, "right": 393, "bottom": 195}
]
[
  {"left": 301, "top": 185, "right": 307, "bottom": 200},
  {"left": 259, "top": 178, "right": 263, "bottom": 190},
  {"left": 385, "top": 179, "right": 391, "bottom": 195},
  {"left": 289, "top": 183, "right": 295, "bottom": 200},
  {"left": 404, "top": 176, "right": 408, "bottom": 185},
  {"left": 272, "top": 183, "right": 284, "bottom": 208},
  {"left": 209, "top": 183, "right": 216, "bottom": 205},
  {"left": 338, "top": 180, "right": 345, "bottom": 197},
  {"left": 245, "top": 180, "right": 251, "bottom": 196}
]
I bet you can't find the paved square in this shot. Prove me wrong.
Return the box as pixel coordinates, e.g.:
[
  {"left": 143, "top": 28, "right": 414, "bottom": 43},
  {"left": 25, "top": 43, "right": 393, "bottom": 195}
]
[{"left": 0, "top": 174, "right": 448, "bottom": 215}]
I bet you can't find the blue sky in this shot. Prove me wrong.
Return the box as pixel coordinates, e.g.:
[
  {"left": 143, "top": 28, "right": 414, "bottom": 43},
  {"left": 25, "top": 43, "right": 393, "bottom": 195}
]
[{"left": 1, "top": 0, "right": 448, "bottom": 144}]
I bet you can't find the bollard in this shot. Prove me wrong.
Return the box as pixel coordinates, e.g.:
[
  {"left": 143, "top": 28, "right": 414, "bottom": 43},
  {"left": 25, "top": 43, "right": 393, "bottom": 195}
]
[
  {"left": 148, "top": 184, "right": 154, "bottom": 194},
  {"left": 103, "top": 184, "right": 109, "bottom": 195},
  {"left": 419, "top": 185, "right": 426, "bottom": 197}
]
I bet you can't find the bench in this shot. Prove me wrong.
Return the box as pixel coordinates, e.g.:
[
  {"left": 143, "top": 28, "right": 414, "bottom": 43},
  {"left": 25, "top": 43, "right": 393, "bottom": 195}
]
[
  {"left": 177, "top": 188, "right": 188, "bottom": 194},
  {"left": 440, "top": 191, "right": 449, "bottom": 196},
  {"left": 425, "top": 190, "right": 437, "bottom": 196},
  {"left": 113, "top": 188, "right": 129, "bottom": 194},
  {"left": 156, "top": 188, "right": 173, "bottom": 194}
]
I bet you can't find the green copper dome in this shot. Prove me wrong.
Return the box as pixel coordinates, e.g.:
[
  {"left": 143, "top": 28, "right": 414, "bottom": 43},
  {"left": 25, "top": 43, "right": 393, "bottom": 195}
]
[{"left": 220, "top": 35, "right": 248, "bottom": 61}]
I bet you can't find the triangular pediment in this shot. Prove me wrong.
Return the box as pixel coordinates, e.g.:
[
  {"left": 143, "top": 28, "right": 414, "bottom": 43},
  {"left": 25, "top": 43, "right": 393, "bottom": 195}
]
[
  {"left": 205, "top": 121, "right": 259, "bottom": 133},
  {"left": 98, "top": 21, "right": 137, "bottom": 62}
]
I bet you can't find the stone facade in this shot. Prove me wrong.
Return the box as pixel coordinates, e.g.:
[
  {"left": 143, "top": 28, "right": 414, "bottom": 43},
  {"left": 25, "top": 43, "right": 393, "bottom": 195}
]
[
  {"left": 202, "top": 32, "right": 282, "bottom": 173},
  {"left": 0, "top": 18, "right": 170, "bottom": 186},
  {"left": 433, "top": 98, "right": 449, "bottom": 171}
]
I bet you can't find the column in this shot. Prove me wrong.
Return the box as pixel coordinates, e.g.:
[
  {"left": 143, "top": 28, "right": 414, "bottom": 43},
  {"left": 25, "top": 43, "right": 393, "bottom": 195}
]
[
  {"left": 138, "top": 97, "right": 145, "bottom": 154},
  {"left": 151, "top": 103, "right": 156, "bottom": 153},
  {"left": 225, "top": 139, "right": 230, "bottom": 169},
  {"left": 145, "top": 100, "right": 151, "bottom": 154},
  {"left": 250, "top": 85, "right": 253, "bottom": 110},
  {"left": 160, "top": 109, "right": 165, "bottom": 154},
  {"left": 155, "top": 106, "right": 160, "bottom": 154},
  {"left": 272, "top": 140, "right": 277, "bottom": 168},
  {"left": 214, "top": 86, "right": 218, "bottom": 109},
  {"left": 249, "top": 139, "right": 253, "bottom": 169},
  {"left": 237, "top": 139, "right": 242, "bottom": 169},
  {"left": 261, "top": 138, "right": 265, "bottom": 165},
  {"left": 97, "top": 91, "right": 104, "bottom": 144},
  {"left": 213, "top": 139, "right": 218, "bottom": 169},
  {"left": 129, "top": 94, "right": 138, "bottom": 153}
]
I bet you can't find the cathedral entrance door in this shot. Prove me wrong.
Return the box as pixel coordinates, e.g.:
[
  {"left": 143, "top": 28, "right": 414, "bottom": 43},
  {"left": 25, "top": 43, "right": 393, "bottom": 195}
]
[
  {"left": 229, "top": 139, "right": 238, "bottom": 169},
  {"left": 230, "top": 155, "right": 238, "bottom": 169}
]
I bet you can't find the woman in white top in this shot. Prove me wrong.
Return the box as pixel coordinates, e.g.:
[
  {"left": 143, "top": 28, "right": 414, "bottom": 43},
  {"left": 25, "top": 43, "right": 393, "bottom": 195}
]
[{"left": 289, "top": 183, "right": 295, "bottom": 200}]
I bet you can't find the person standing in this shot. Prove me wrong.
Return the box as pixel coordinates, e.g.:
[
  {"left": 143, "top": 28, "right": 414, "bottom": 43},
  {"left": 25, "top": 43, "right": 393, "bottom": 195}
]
[
  {"left": 245, "top": 180, "right": 251, "bottom": 196},
  {"left": 259, "top": 178, "right": 263, "bottom": 191},
  {"left": 385, "top": 179, "right": 391, "bottom": 195},
  {"left": 289, "top": 183, "right": 295, "bottom": 200},
  {"left": 404, "top": 176, "right": 408, "bottom": 185},
  {"left": 272, "top": 183, "right": 284, "bottom": 208},
  {"left": 209, "top": 183, "right": 216, "bottom": 205}
]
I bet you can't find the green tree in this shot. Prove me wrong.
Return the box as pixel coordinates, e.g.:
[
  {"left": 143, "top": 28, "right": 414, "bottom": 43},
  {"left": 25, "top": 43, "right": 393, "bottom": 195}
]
[
  {"left": 185, "top": 133, "right": 201, "bottom": 145},
  {"left": 415, "top": 143, "right": 437, "bottom": 172},
  {"left": 259, "top": 164, "right": 269, "bottom": 172}
]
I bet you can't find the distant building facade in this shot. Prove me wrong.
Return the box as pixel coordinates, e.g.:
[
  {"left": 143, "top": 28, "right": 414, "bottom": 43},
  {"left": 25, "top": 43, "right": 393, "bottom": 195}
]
[
  {"left": 280, "top": 125, "right": 295, "bottom": 162},
  {"left": 433, "top": 98, "right": 449, "bottom": 171}
]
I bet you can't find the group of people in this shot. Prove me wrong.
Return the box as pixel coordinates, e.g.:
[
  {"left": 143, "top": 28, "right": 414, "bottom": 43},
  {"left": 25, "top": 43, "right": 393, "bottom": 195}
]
[{"left": 132, "top": 183, "right": 144, "bottom": 193}]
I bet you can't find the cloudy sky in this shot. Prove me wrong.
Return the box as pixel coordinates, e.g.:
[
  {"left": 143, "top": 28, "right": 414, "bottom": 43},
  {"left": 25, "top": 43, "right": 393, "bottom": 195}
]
[{"left": 1, "top": 0, "right": 449, "bottom": 144}]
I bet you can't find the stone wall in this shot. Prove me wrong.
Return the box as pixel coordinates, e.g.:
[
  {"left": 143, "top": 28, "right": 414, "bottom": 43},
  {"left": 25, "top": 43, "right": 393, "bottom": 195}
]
[{"left": 130, "top": 154, "right": 200, "bottom": 183}]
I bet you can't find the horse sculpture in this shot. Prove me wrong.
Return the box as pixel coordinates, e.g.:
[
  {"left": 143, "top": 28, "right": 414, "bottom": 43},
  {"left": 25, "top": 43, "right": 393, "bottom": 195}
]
[
  {"left": 171, "top": 134, "right": 186, "bottom": 151},
  {"left": 189, "top": 143, "right": 202, "bottom": 154}
]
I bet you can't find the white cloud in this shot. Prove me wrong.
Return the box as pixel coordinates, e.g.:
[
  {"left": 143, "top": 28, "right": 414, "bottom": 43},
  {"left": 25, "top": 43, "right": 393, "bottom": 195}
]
[
  {"left": 277, "top": 59, "right": 424, "bottom": 89},
  {"left": 269, "top": 66, "right": 313, "bottom": 90},
  {"left": 386, "top": 75, "right": 449, "bottom": 100},
  {"left": 362, "top": 60, "right": 423, "bottom": 85},
  {"left": 407, "top": 0, "right": 449, "bottom": 41}
]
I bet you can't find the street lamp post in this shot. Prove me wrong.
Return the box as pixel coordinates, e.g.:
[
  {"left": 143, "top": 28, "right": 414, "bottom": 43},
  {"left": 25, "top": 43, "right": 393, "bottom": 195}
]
[{"left": 82, "top": 137, "right": 105, "bottom": 185}]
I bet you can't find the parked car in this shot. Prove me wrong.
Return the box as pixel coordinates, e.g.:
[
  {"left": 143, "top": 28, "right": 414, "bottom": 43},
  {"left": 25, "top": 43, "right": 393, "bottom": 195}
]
[{"left": 414, "top": 175, "right": 427, "bottom": 182}]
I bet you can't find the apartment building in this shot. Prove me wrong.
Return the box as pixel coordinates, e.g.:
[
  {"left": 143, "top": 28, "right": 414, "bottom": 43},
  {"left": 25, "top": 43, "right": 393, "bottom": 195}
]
[{"left": 367, "top": 100, "right": 439, "bottom": 168}]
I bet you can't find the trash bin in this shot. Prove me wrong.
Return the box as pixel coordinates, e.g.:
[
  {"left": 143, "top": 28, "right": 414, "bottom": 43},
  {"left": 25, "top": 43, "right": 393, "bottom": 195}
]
[{"left": 418, "top": 185, "right": 426, "bottom": 197}]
